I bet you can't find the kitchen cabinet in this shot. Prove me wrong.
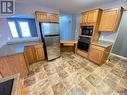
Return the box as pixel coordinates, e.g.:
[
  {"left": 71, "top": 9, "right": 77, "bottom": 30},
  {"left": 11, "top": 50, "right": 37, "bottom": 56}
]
[
  {"left": 35, "top": 11, "right": 59, "bottom": 23},
  {"left": 24, "top": 44, "right": 45, "bottom": 65},
  {"left": 35, "top": 11, "right": 49, "bottom": 22},
  {"left": 89, "top": 45, "right": 111, "bottom": 65},
  {"left": 49, "top": 14, "right": 59, "bottom": 23},
  {"left": 24, "top": 46, "right": 36, "bottom": 65},
  {"left": 80, "top": 13, "right": 88, "bottom": 24},
  {"left": 0, "top": 54, "right": 28, "bottom": 78},
  {"left": 34, "top": 44, "right": 45, "bottom": 61},
  {"left": 87, "top": 10, "right": 99, "bottom": 23},
  {"left": 80, "top": 9, "right": 102, "bottom": 24},
  {"left": 0, "top": 58, "right": 12, "bottom": 77},
  {"left": 99, "top": 8, "right": 123, "bottom": 32}
]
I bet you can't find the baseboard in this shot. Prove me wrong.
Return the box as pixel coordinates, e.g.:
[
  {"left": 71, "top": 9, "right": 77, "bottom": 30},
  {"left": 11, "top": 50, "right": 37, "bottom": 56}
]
[{"left": 110, "top": 53, "right": 127, "bottom": 60}]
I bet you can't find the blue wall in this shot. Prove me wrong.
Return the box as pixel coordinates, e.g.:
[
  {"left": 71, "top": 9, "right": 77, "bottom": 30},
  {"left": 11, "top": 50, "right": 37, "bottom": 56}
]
[{"left": 60, "top": 15, "right": 72, "bottom": 40}]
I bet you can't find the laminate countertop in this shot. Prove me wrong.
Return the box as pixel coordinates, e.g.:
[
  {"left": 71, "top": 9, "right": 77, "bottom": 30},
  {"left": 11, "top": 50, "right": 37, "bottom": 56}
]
[
  {"left": 0, "top": 74, "right": 20, "bottom": 95},
  {"left": 0, "top": 41, "right": 43, "bottom": 57},
  {"left": 91, "top": 40, "right": 113, "bottom": 48}
]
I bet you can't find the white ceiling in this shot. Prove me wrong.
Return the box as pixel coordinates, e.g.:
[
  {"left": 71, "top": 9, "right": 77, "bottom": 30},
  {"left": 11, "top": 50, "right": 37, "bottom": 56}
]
[{"left": 16, "top": 0, "right": 124, "bottom": 13}]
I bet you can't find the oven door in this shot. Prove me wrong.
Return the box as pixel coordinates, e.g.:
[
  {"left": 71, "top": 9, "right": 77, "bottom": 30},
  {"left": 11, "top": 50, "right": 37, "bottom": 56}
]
[{"left": 78, "top": 41, "right": 90, "bottom": 52}]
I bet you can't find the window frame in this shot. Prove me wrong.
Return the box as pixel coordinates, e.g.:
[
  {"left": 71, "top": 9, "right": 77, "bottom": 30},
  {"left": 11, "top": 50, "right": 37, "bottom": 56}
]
[{"left": 7, "top": 18, "right": 38, "bottom": 39}]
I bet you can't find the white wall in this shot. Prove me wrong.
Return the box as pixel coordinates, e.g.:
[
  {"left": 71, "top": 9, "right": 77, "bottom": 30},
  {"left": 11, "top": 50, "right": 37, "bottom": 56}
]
[
  {"left": 72, "top": 14, "right": 80, "bottom": 40},
  {"left": 0, "top": 19, "right": 12, "bottom": 47}
]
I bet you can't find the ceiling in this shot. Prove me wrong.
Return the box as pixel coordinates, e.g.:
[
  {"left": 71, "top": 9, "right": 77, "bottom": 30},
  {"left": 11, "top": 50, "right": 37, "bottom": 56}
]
[{"left": 16, "top": 0, "right": 123, "bottom": 13}]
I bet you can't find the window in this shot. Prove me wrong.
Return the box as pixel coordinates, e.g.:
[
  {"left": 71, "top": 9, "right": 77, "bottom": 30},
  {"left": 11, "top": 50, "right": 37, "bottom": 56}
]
[
  {"left": 7, "top": 18, "right": 38, "bottom": 38},
  {"left": 19, "top": 22, "right": 31, "bottom": 37},
  {"left": 8, "top": 21, "right": 19, "bottom": 38}
]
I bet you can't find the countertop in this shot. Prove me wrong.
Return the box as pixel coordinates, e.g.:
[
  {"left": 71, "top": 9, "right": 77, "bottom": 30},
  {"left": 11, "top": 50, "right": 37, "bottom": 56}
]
[
  {"left": 91, "top": 40, "right": 113, "bottom": 48},
  {"left": 0, "top": 74, "right": 20, "bottom": 95},
  {"left": 0, "top": 41, "right": 43, "bottom": 57},
  {"left": 60, "top": 40, "right": 78, "bottom": 44}
]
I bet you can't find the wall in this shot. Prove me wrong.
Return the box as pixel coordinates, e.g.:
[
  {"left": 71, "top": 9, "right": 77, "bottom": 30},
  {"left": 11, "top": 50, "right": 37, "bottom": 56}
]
[
  {"left": 112, "top": 11, "right": 127, "bottom": 57},
  {"left": 0, "top": 2, "right": 59, "bottom": 47},
  {"left": 72, "top": 14, "right": 80, "bottom": 40},
  {"left": 0, "top": 19, "right": 12, "bottom": 47},
  {"left": 60, "top": 13, "right": 80, "bottom": 40},
  {"left": 60, "top": 14, "right": 73, "bottom": 40}
]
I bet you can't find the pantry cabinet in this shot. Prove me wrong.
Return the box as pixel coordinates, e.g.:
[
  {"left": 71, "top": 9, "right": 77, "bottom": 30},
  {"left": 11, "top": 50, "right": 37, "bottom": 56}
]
[
  {"left": 35, "top": 11, "right": 59, "bottom": 23},
  {"left": 99, "top": 8, "right": 123, "bottom": 32}
]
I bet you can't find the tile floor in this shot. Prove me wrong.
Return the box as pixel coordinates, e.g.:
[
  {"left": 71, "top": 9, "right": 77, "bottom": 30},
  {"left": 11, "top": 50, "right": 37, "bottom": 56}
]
[{"left": 23, "top": 52, "right": 127, "bottom": 95}]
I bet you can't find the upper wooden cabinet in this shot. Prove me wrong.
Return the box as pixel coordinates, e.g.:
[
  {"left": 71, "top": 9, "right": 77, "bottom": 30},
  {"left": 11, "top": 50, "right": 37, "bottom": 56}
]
[
  {"left": 80, "top": 9, "right": 102, "bottom": 24},
  {"left": 99, "top": 8, "right": 123, "bottom": 32},
  {"left": 49, "top": 14, "right": 59, "bottom": 23},
  {"left": 35, "top": 11, "right": 59, "bottom": 23}
]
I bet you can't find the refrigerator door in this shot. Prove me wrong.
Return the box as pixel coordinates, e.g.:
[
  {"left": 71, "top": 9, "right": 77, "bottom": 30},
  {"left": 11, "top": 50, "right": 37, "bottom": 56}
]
[
  {"left": 45, "top": 35, "right": 60, "bottom": 60},
  {"left": 41, "top": 23, "right": 59, "bottom": 36}
]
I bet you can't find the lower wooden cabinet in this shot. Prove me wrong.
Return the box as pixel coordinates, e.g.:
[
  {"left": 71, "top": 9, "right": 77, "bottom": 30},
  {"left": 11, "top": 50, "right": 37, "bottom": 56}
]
[
  {"left": 24, "top": 44, "right": 45, "bottom": 65},
  {"left": 34, "top": 44, "right": 45, "bottom": 61},
  {"left": 24, "top": 46, "right": 36, "bottom": 65},
  {"left": 0, "top": 58, "right": 12, "bottom": 77},
  {"left": 89, "top": 45, "right": 111, "bottom": 65},
  {"left": 0, "top": 54, "right": 28, "bottom": 78}
]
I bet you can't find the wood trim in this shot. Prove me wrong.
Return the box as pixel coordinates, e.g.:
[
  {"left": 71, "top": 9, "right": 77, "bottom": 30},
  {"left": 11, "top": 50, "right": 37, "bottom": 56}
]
[
  {"left": 81, "top": 8, "right": 102, "bottom": 14},
  {"left": 91, "top": 45, "right": 105, "bottom": 51}
]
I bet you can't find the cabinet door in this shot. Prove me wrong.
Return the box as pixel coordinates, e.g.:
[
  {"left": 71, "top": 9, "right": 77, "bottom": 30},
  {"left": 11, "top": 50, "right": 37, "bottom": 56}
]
[
  {"left": 6, "top": 55, "right": 18, "bottom": 75},
  {"left": 87, "top": 10, "right": 98, "bottom": 23},
  {"left": 15, "top": 54, "right": 28, "bottom": 78},
  {"left": 89, "top": 46, "right": 104, "bottom": 65},
  {"left": 24, "top": 46, "right": 36, "bottom": 65},
  {"left": 80, "top": 13, "right": 88, "bottom": 24},
  {"left": 6, "top": 54, "right": 28, "bottom": 78},
  {"left": 49, "top": 14, "right": 59, "bottom": 23},
  {"left": 99, "top": 9, "right": 119, "bottom": 32},
  {"left": 35, "top": 11, "right": 49, "bottom": 22},
  {"left": 34, "top": 44, "right": 45, "bottom": 61},
  {"left": 0, "top": 57, "right": 12, "bottom": 77}
]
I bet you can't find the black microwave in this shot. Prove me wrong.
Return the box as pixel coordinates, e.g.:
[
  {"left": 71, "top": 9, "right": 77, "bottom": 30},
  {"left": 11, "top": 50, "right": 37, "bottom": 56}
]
[{"left": 81, "top": 26, "right": 93, "bottom": 36}]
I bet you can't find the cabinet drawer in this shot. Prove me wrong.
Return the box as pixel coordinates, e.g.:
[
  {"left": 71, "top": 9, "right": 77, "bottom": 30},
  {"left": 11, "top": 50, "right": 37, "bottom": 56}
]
[
  {"left": 91, "top": 45, "right": 105, "bottom": 51},
  {"left": 89, "top": 47, "right": 104, "bottom": 65},
  {"left": 34, "top": 44, "right": 43, "bottom": 48}
]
